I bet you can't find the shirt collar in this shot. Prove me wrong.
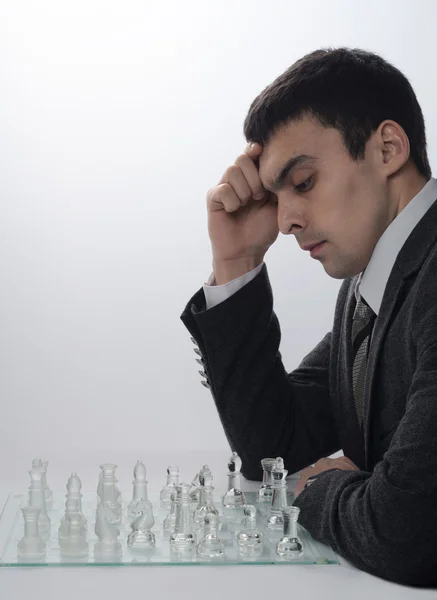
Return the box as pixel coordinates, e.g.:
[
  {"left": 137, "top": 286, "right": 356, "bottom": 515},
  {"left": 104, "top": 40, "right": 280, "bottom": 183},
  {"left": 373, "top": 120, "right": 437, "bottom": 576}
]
[{"left": 357, "top": 178, "right": 437, "bottom": 315}]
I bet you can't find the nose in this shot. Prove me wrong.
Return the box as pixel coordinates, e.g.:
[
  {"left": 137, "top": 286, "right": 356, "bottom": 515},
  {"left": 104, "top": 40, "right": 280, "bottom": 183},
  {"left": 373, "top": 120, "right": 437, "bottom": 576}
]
[{"left": 277, "top": 195, "right": 307, "bottom": 235}]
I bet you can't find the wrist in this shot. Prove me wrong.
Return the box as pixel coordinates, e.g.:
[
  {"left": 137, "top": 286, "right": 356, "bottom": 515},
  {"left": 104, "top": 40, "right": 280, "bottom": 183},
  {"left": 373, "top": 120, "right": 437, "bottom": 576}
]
[{"left": 212, "top": 256, "right": 264, "bottom": 285}]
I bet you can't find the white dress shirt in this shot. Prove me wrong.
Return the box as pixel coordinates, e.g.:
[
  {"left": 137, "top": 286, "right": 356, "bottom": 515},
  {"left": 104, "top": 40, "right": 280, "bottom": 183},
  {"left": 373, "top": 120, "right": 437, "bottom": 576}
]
[{"left": 204, "top": 178, "right": 437, "bottom": 315}]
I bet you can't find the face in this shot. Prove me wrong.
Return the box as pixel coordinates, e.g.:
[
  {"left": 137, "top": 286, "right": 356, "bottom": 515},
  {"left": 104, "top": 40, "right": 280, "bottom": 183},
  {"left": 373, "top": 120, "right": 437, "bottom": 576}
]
[{"left": 258, "top": 116, "right": 394, "bottom": 279}]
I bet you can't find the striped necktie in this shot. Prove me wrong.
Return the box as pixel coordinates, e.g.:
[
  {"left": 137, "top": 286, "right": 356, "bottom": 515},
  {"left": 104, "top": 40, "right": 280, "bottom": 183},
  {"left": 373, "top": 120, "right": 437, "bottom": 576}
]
[{"left": 351, "top": 294, "right": 376, "bottom": 428}]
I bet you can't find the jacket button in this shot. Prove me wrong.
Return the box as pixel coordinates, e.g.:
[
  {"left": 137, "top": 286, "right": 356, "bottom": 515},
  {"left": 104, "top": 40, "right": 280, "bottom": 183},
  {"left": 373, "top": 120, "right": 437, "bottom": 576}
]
[{"left": 201, "top": 380, "right": 210, "bottom": 389}]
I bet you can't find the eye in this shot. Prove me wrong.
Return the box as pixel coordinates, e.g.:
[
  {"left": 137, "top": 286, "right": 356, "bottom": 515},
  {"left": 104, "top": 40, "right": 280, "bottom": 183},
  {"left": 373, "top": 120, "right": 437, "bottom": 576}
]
[{"left": 294, "top": 176, "right": 313, "bottom": 193}]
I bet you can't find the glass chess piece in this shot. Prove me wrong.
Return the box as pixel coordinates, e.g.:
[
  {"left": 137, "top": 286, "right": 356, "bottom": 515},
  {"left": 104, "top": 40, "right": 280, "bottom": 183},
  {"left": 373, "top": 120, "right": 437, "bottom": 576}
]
[
  {"left": 59, "top": 508, "right": 88, "bottom": 559},
  {"left": 276, "top": 507, "right": 304, "bottom": 559},
  {"left": 163, "top": 489, "right": 177, "bottom": 535},
  {"left": 94, "top": 501, "right": 122, "bottom": 560},
  {"left": 189, "top": 464, "right": 210, "bottom": 507},
  {"left": 160, "top": 465, "right": 179, "bottom": 507},
  {"left": 28, "top": 462, "right": 51, "bottom": 540},
  {"left": 222, "top": 452, "right": 246, "bottom": 508},
  {"left": 127, "top": 499, "right": 156, "bottom": 549},
  {"left": 32, "top": 459, "right": 53, "bottom": 510},
  {"left": 197, "top": 514, "right": 225, "bottom": 560},
  {"left": 128, "top": 460, "right": 149, "bottom": 521},
  {"left": 169, "top": 483, "right": 196, "bottom": 553},
  {"left": 258, "top": 458, "right": 276, "bottom": 502},
  {"left": 267, "top": 457, "right": 288, "bottom": 530},
  {"left": 58, "top": 497, "right": 83, "bottom": 544},
  {"left": 17, "top": 506, "right": 46, "bottom": 560},
  {"left": 98, "top": 464, "right": 122, "bottom": 522},
  {"left": 193, "top": 470, "right": 219, "bottom": 532},
  {"left": 236, "top": 505, "right": 264, "bottom": 558},
  {"left": 65, "top": 472, "right": 87, "bottom": 528}
]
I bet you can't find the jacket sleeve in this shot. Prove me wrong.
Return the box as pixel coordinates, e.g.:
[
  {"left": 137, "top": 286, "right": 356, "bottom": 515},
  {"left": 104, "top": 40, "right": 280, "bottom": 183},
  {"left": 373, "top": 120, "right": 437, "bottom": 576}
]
[
  {"left": 180, "top": 263, "right": 340, "bottom": 480},
  {"left": 293, "top": 279, "right": 437, "bottom": 587}
]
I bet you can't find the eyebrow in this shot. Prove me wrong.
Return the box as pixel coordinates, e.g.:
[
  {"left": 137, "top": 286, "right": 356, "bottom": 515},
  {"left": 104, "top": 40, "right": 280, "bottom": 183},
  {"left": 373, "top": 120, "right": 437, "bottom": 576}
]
[{"left": 267, "top": 154, "right": 317, "bottom": 191}]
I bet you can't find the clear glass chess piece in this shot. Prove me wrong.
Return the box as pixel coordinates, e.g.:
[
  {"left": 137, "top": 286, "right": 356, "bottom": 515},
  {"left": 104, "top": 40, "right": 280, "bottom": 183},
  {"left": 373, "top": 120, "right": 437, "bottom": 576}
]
[
  {"left": 170, "top": 483, "right": 196, "bottom": 553},
  {"left": 98, "top": 464, "right": 122, "bottom": 522},
  {"left": 128, "top": 460, "right": 149, "bottom": 520},
  {"left": 197, "top": 514, "right": 225, "bottom": 560},
  {"left": 193, "top": 470, "right": 219, "bottom": 532},
  {"left": 236, "top": 505, "right": 264, "bottom": 558},
  {"left": 32, "top": 459, "right": 53, "bottom": 509},
  {"left": 258, "top": 458, "right": 276, "bottom": 502},
  {"left": 59, "top": 497, "right": 82, "bottom": 544},
  {"left": 276, "top": 507, "right": 304, "bottom": 559},
  {"left": 127, "top": 499, "right": 156, "bottom": 549},
  {"left": 189, "top": 464, "right": 210, "bottom": 507},
  {"left": 65, "top": 473, "right": 87, "bottom": 528},
  {"left": 59, "top": 509, "right": 88, "bottom": 559},
  {"left": 222, "top": 452, "right": 246, "bottom": 508},
  {"left": 163, "top": 489, "right": 177, "bottom": 534},
  {"left": 28, "top": 463, "right": 51, "bottom": 539},
  {"left": 160, "top": 465, "right": 179, "bottom": 507},
  {"left": 267, "top": 457, "right": 288, "bottom": 530},
  {"left": 94, "top": 501, "right": 122, "bottom": 560},
  {"left": 17, "top": 507, "right": 46, "bottom": 560}
]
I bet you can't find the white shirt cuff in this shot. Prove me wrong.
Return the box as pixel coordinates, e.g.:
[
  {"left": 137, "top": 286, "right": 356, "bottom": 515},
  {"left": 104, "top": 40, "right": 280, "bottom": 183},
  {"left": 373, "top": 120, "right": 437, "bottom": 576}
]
[{"left": 203, "top": 262, "right": 264, "bottom": 310}]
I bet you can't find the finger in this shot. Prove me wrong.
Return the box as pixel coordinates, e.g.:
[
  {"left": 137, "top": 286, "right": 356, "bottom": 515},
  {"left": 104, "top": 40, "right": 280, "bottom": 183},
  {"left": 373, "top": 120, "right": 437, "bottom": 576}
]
[
  {"left": 207, "top": 183, "right": 242, "bottom": 214},
  {"left": 244, "top": 141, "right": 263, "bottom": 158},
  {"left": 219, "top": 165, "right": 254, "bottom": 207},
  {"left": 234, "top": 153, "right": 266, "bottom": 199}
]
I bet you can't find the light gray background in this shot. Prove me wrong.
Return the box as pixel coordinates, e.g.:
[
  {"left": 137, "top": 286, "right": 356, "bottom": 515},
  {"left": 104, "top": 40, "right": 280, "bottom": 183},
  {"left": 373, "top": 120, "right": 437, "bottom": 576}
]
[{"left": 1, "top": 1, "right": 436, "bottom": 597}]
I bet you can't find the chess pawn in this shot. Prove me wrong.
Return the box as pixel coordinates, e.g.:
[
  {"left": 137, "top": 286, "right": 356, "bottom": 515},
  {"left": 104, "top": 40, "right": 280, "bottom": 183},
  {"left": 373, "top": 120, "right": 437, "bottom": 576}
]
[
  {"left": 127, "top": 500, "right": 156, "bottom": 549},
  {"left": 189, "top": 464, "right": 210, "bottom": 507},
  {"left": 267, "top": 457, "right": 288, "bottom": 530},
  {"left": 170, "top": 483, "right": 196, "bottom": 552},
  {"left": 32, "top": 459, "right": 53, "bottom": 510},
  {"left": 196, "top": 514, "right": 224, "bottom": 560},
  {"left": 222, "top": 452, "right": 246, "bottom": 508},
  {"left": 28, "top": 464, "right": 51, "bottom": 539},
  {"left": 276, "top": 507, "right": 304, "bottom": 559},
  {"left": 258, "top": 458, "right": 276, "bottom": 502},
  {"left": 66, "top": 473, "right": 87, "bottom": 528},
  {"left": 98, "top": 464, "right": 122, "bottom": 521},
  {"left": 17, "top": 507, "right": 46, "bottom": 559},
  {"left": 163, "top": 490, "right": 177, "bottom": 534},
  {"left": 236, "top": 505, "right": 264, "bottom": 557},
  {"left": 94, "top": 501, "right": 122, "bottom": 559},
  {"left": 128, "top": 460, "right": 149, "bottom": 520},
  {"left": 59, "top": 510, "right": 88, "bottom": 558},
  {"left": 58, "top": 497, "right": 81, "bottom": 543},
  {"left": 193, "top": 471, "right": 219, "bottom": 532},
  {"left": 160, "top": 465, "right": 179, "bottom": 507}
]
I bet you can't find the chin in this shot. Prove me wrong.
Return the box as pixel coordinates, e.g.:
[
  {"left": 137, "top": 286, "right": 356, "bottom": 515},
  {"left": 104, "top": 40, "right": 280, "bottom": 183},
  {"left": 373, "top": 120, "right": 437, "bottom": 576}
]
[{"left": 322, "top": 260, "right": 363, "bottom": 280}]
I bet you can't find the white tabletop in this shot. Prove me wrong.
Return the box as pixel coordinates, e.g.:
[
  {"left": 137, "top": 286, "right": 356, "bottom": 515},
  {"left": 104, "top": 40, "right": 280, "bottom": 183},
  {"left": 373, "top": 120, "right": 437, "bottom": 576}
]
[{"left": 0, "top": 450, "right": 434, "bottom": 600}]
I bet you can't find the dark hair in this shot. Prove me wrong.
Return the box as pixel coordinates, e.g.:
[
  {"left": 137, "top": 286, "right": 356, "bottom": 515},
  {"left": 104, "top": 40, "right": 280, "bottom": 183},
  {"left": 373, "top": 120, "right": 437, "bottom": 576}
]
[{"left": 244, "top": 47, "right": 431, "bottom": 179}]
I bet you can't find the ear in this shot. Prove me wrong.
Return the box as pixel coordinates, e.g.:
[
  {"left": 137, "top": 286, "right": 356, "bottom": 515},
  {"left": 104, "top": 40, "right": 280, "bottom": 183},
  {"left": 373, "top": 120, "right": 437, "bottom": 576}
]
[{"left": 375, "top": 120, "right": 410, "bottom": 176}]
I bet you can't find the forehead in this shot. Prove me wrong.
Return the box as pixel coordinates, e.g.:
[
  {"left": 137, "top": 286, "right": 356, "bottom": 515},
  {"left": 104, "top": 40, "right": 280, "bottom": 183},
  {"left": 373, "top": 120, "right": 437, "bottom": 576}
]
[{"left": 258, "top": 116, "right": 344, "bottom": 185}]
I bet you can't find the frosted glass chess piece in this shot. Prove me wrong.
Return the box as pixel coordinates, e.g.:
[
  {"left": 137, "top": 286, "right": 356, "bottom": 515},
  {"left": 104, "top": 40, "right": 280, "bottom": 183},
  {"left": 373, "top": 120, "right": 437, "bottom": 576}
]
[
  {"left": 189, "top": 464, "right": 210, "bottom": 507},
  {"left": 196, "top": 514, "right": 225, "bottom": 560},
  {"left": 193, "top": 470, "right": 219, "bottom": 532},
  {"left": 163, "top": 489, "right": 177, "bottom": 535},
  {"left": 28, "top": 463, "right": 51, "bottom": 539},
  {"left": 127, "top": 499, "right": 156, "bottom": 549},
  {"left": 170, "top": 483, "right": 196, "bottom": 553},
  {"left": 17, "top": 507, "right": 46, "bottom": 559},
  {"left": 160, "top": 465, "right": 179, "bottom": 507},
  {"left": 58, "top": 497, "right": 82, "bottom": 544},
  {"left": 258, "top": 458, "right": 276, "bottom": 502},
  {"left": 236, "top": 505, "right": 264, "bottom": 558},
  {"left": 65, "top": 473, "right": 87, "bottom": 528},
  {"left": 94, "top": 501, "right": 122, "bottom": 559},
  {"left": 276, "top": 507, "right": 304, "bottom": 559},
  {"left": 222, "top": 452, "right": 246, "bottom": 508},
  {"left": 32, "top": 459, "right": 53, "bottom": 510},
  {"left": 128, "top": 460, "right": 149, "bottom": 521},
  {"left": 59, "top": 502, "right": 88, "bottom": 559},
  {"left": 267, "top": 457, "right": 288, "bottom": 530},
  {"left": 98, "top": 464, "right": 122, "bottom": 522}
]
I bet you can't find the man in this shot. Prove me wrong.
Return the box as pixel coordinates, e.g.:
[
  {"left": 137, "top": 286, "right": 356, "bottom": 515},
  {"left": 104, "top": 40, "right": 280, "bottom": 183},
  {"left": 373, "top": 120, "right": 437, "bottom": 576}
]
[{"left": 180, "top": 47, "right": 437, "bottom": 586}]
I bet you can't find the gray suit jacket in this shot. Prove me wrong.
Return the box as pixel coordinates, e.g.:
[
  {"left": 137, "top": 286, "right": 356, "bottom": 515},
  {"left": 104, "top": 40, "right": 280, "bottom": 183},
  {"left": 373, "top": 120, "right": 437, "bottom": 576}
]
[{"left": 180, "top": 199, "right": 437, "bottom": 586}]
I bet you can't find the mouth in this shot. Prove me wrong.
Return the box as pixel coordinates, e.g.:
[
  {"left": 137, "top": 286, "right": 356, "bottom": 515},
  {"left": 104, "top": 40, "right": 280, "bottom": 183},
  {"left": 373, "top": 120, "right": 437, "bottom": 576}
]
[{"left": 301, "top": 241, "right": 326, "bottom": 258}]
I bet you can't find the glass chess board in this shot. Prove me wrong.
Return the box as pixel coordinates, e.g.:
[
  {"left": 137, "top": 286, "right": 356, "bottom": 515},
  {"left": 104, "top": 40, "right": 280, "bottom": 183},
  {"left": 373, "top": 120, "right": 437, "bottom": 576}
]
[{"left": 0, "top": 492, "right": 339, "bottom": 567}]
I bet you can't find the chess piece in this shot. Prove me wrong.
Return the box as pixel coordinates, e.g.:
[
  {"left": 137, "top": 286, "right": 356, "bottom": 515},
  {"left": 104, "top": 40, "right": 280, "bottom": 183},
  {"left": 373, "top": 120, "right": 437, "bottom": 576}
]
[
  {"left": 193, "top": 470, "right": 219, "bottom": 531},
  {"left": 127, "top": 499, "right": 156, "bottom": 549},
  {"left": 17, "top": 507, "right": 46, "bottom": 559},
  {"left": 128, "top": 460, "right": 149, "bottom": 520},
  {"left": 28, "top": 463, "right": 51, "bottom": 539},
  {"left": 160, "top": 465, "right": 179, "bottom": 507},
  {"left": 197, "top": 514, "right": 224, "bottom": 560},
  {"left": 276, "top": 507, "right": 304, "bottom": 559},
  {"left": 170, "top": 483, "right": 196, "bottom": 552},
  {"left": 32, "top": 459, "right": 53, "bottom": 510},
  {"left": 58, "top": 497, "right": 81, "bottom": 543},
  {"left": 236, "top": 505, "right": 264, "bottom": 557},
  {"left": 65, "top": 473, "right": 87, "bottom": 528},
  {"left": 258, "top": 458, "right": 276, "bottom": 502},
  {"left": 59, "top": 503, "right": 88, "bottom": 559},
  {"left": 163, "top": 490, "right": 177, "bottom": 534},
  {"left": 267, "top": 457, "right": 288, "bottom": 530},
  {"left": 98, "top": 464, "right": 122, "bottom": 521},
  {"left": 222, "top": 452, "right": 246, "bottom": 508},
  {"left": 94, "top": 501, "right": 122, "bottom": 559},
  {"left": 189, "top": 464, "right": 210, "bottom": 506}
]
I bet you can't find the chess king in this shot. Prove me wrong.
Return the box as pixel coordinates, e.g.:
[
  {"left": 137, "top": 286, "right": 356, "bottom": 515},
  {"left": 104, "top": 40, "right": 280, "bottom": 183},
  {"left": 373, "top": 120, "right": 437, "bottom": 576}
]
[{"left": 181, "top": 47, "right": 437, "bottom": 586}]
